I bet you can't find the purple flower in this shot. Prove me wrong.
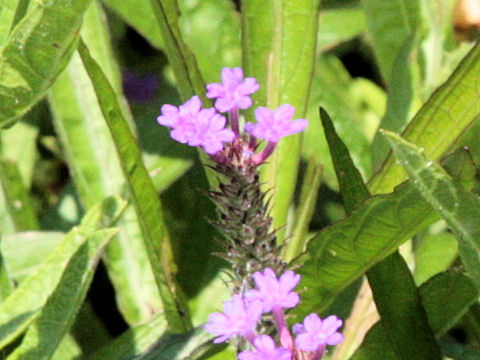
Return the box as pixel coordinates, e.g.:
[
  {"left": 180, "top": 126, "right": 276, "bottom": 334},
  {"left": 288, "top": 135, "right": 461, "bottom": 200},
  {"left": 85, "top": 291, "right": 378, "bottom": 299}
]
[
  {"left": 204, "top": 294, "right": 263, "bottom": 344},
  {"left": 157, "top": 96, "right": 234, "bottom": 154},
  {"left": 245, "top": 268, "right": 300, "bottom": 312},
  {"left": 238, "top": 335, "right": 292, "bottom": 360},
  {"left": 293, "top": 314, "right": 344, "bottom": 352},
  {"left": 245, "top": 105, "right": 308, "bottom": 143},
  {"left": 188, "top": 109, "right": 235, "bottom": 154},
  {"left": 206, "top": 67, "right": 260, "bottom": 112}
]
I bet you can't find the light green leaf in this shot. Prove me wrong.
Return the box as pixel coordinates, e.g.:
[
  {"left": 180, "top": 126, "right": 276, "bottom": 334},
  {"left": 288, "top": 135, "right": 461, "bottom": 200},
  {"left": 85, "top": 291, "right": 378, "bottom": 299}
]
[
  {"left": 49, "top": 1, "right": 165, "bottom": 325},
  {"left": 0, "top": 0, "right": 94, "bottom": 127},
  {"left": 0, "top": 0, "right": 29, "bottom": 47},
  {"left": 0, "top": 196, "right": 125, "bottom": 349},
  {"left": 383, "top": 131, "right": 480, "bottom": 289},
  {"left": 7, "top": 228, "right": 117, "bottom": 360},
  {"left": 52, "top": 335, "right": 82, "bottom": 360},
  {"left": 78, "top": 39, "right": 191, "bottom": 332},
  {"left": 243, "top": 0, "right": 321, "bottom": 242},
  {"left": 369, "top": 42, "right": 480, "bottom": 194},
  {"left": 361, "top": 0, "right": 421, "bottom": 82},
  {"left": 1, "top": 231, "right": 64, "bottom": 283}
]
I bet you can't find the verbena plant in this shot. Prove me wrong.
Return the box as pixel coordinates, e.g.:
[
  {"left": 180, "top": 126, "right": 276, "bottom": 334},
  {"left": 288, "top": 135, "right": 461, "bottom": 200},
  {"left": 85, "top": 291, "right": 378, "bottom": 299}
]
[{"left": 0, "top": 0, "right": 479, "bottom": 359}]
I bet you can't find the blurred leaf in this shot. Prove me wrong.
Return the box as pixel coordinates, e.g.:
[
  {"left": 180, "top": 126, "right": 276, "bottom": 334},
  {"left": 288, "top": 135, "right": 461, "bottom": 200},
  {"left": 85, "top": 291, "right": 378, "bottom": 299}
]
[
  {"left": 303, "top": 56, "right": 372, "bottom": 187},
  {"left": 384, "top": 131, "right": 480, "bottom": 289},
  {"left": 243, "top": 0, "right": 321, "bottom": 242},
  {"left": 367, "top": 252, "right": 442, "bottom": 360},
  {"left": 7, "top": 228, "right": 117, "bottom": 360},
  {"left": 0, "top": 196, "right": 125, "bottom": 349},
  {"left": 78, "top": 39, "right": 191, "bottom": 332},
  {"left": 317, "top": 7, "right": 366, "bottom": 52},
  {"left": 0, "top": 243, "right": 13, "bottom": 302},
  {"left": 101, "top": 0, "right": 164, "bottom": 49},
  {"left": 0, "top": 159, "right": 38, "bottom": 233},
  {"left": 49, "top": 2, "right": 165, "bottom": 325},
  {"left": 414, "top": 232, "right": 458, "bottom": 285},
  {"left": 351, "top": 270, "right": 478, "bottom": 360},
  {"left": 0, "top": 0, "right": 30, "bottom": 47},
  {"left": 0, "top": 0, "right": 94, "bottom": 127},
  {"left": 1, "top": 231, "right": 64, "bottom": 283},
  {"left": 0, "top": 107, "right": 40, "bottom": 187},
  {"left": 441, "top": 341, "right": 480, "bottom": 360},
  {"left": 361, "top": 0, "right": 421, "bottom": 83},
  {"left": 371, "top": 35, "right": 416, "bottom": 170},
  {"left": 284, "top": 158, "right": 323, "bottom": 262},
  {"left": 51, "top": 335, "right": 82, "bottom": 360},
  {"left": 177, "top": 0, "right": 240, "bottom": 83},
  {"left": 87, "top": 313, "right": 167, "bottom": 360},
  {"left": 369, "top": 42, "right": 480, "bottom": 194},
  {"left": 148, "top": 0, "right": 207, "bottom": 101}
]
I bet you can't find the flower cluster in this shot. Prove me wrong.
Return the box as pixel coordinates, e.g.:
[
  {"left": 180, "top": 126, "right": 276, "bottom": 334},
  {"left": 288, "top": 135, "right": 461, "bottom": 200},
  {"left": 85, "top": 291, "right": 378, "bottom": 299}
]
[
  {"left": 205, "top": 268, "right": 344, "bottom": 360},
  {"left": 157, "top": 67, "right": 308, "bottom": 165}
]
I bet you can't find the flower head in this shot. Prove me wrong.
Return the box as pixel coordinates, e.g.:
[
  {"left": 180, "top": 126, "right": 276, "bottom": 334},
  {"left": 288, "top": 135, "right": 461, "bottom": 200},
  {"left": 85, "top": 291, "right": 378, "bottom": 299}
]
[
  {"left": 293, "top": 314, "right": 344, "bottom": 352},
  {"left": 238, "top": 335, "right": 292, "bottom": 360},
  {"left": 245, "top": 105, "right": 308, "bottom": 143},
  {"left": 157, "top": 96, "right": 234, "bottom": 154},
  {"left": 245, "top": 268, "right": 301, "bottom": 312},
  {"left": 204, "top": 294, "right": 263, "bottom": 344},
  {"left": 206, "top": 67, "right": 260, "bottom": 112}
]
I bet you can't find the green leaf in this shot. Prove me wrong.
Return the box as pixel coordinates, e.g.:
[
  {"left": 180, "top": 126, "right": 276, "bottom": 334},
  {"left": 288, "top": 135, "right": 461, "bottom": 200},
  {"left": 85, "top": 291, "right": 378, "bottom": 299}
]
[
  {"left": 78, "top": 39, "right": 191, "bottom": 332},
  {"left": 0, "top": 0, "right": 94, "bottom": 127},
  {"left": 243, "top": 0, "right": 321, "bottom": 242},
  {"left": 0, "top": 0, "right": 29, "bottom": 47},
  {"left": 49, "top": 1, "right": 165, "bottom": 325},
  {"left": 0, "top": 241, "right": 13, "bottom": 302},
  {"left": 0, "top": 159, "right": 38, "bottom": 232},
  {"left": 369, "top": 42, "right": 480, "bottom": 194},
  {"left": 87, "top": 313, "right": 167, "bottom": 360},
  {"left": 293, "top": 180, "right": 438, "bottom": 318},
  {"left": 101, "top": 0, "right": 164, "bottom": 49},
  {"left": 383, "top": 131, "right": 480, "bottom": 289},
  {"left": 367, "top": 252, "right": 442, "bottom": 360},
  {"left": 317, "top": 7, "right": 366, "bottom": 52},
  {"left": 351, "top": 270, "right": 478, "bottom": 360},
  {"left": 1, "top": 231, "right": 64, "bottom": 283},
  {"left": 7, "top": 228, "right": 117, "bottom": 360},
  {"left": 318, "top": 108, "right": 440, "bottom": 360},
  {"left": 414, "top": 232, "right": 458, "bottom": 285},
  {"left": 361, "top": 0, "right": 421, "bottom": 82},
  {"left": 0, "top": 196, "right": 125, "bottom": 349}
]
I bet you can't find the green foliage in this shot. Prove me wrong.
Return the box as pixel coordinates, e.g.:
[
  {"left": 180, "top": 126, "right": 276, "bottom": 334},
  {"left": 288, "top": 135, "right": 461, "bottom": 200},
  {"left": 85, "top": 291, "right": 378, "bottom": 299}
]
[{"left": 1, "top": 0, "right": 480, "bottom": 358}]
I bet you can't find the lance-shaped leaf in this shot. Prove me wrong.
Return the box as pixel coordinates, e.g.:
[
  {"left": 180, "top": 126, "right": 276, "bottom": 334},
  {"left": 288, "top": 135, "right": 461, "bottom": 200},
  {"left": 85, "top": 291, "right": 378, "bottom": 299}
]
[
  {"left": 48, "top": 2, "right": 167, "bottom": 325},
  {"left": 383, "top": 131, "right": 480, "bottom": 289},
  {"left": 316, "top": 108, "right": 441, "bottom": 360},
  {"left": 7, "top": 227, "right": 117, "bottom": 360},
  {"left": 0, "top": 0, "right": 94, "bottom": 127},
  {"left": 78, "top": 39, "right": 191, "bottom": 333},
  {"left": 369, "top": 42, "right": 480, "bottom": 194},
  {"left": 351, "top": 270, "right": 478, "bottom": 360},
  {"left": 0, "top": 196, "right": 125, "bottom": 349},
  {"left": 243, "top": 0, "right": 321, "bottom": 242}
]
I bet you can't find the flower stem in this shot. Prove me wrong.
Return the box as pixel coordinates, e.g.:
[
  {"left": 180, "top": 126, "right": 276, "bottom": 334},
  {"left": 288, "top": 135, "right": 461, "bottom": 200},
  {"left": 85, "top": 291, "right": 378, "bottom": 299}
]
[{"left": 231, "top": 108, "right": 240, "bottom": 136}]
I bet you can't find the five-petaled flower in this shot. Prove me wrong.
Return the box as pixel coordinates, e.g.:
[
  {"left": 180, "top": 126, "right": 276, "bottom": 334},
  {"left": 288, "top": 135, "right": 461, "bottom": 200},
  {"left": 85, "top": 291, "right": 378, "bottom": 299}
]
[
  {"left": 206, "top": 67, "right": 260, "bottom": 113},
  {"left": 293, "top": 314, "right": 344, "bottom": 352},
  {"left": 245, "top": 105, "right": 308, "bottom": 143},
  {"left": 204, "top": 294, "right": 263, "bottom": 344},
  {"left": 245, "top": 267, "right": 301, "bottom": 312},
  {"left": 238, "top": 335, "right": 291, "bottom": 360}
]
